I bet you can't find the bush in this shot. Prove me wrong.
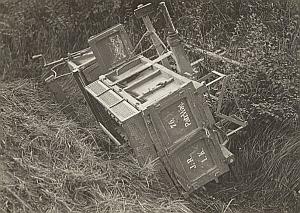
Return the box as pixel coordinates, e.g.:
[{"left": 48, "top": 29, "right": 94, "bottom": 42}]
[
  {"left": 228, "top": 9, "right": 299, "bottom": 124},
  {"left": 178, "top": 0, "right": 299, "bottom": 124}
]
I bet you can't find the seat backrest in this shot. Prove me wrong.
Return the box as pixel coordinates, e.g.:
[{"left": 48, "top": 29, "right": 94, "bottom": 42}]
[{"left": 88, "top": 24, "right": 133, "bottom": 75}]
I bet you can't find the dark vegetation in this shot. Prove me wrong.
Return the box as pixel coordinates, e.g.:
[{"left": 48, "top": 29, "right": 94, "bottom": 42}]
[{"left": 0, "top": 0, "right": 299, "bottom": 212}]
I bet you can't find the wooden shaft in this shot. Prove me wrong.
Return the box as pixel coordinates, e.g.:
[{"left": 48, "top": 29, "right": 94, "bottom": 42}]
[
  {"left": 140, "top": 14, "right": 171, "bottom": 68},
  {"left": 185, "top": 44, "right": 245, "bottom": 67},
  {"left": 159, "top": 2, "right": 176, "bottom": 35}
]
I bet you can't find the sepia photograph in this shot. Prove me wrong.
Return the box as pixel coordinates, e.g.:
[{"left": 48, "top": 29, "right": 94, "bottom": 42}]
[{"left": 0, "top": 0, "right": 299, "bottom": 212}]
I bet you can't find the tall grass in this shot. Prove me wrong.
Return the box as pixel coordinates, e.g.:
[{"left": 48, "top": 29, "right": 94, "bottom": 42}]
[
  {"left": 0, "top": 79, "right": 195, "bottom": 212},
  {"left": 226, "top": 122, "right": 300, "bottom": 210}
]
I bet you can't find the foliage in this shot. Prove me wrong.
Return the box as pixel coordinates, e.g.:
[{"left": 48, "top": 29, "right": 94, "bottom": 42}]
[
  {"left": 228, "top": 6, "right": 299, "bottom": 124},
  {"left": 177, "top": 0, "right": 300, "bottom": 124},
  {"left": 0, "top": 0, "right": 124, "bottom": 79}
]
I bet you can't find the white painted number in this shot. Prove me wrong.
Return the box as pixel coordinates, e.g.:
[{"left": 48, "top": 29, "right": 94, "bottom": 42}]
[{"left": 168, "top": 118, "right": 177, "bottom": 128}]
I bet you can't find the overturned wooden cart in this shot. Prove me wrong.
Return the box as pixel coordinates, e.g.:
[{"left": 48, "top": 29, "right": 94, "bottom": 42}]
[{"left": 35, "top": 2, "right": 247, "bottom": 196}]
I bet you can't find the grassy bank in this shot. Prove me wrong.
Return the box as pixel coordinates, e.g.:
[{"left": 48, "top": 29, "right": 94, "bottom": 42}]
[
  {"left": 0, "top": 79, "right": 299, "bottom": 212},
  {"left": 0, "top": 79, "right": 193, "bottom": 212}
]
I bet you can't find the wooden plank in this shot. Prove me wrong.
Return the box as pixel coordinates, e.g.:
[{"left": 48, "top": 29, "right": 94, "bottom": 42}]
[
  {"left": 111, "top": 51, "right": 172, "bottom": 85},
  {"left": 124, "top": 69, "right": 161, "bottom": 90},
  {"left": 216, "top": 76, "right": 229, "bottom": 113},
  {"left": 137, "top": 77, "right": 174, "bottom": 99},
  {"left": 185, "top": 44, "right": 245, "bottom": 67},
  {"left": 206, "top": 75, "right": 225, "bottom": 86},
  {"left": 216, "top": 113, "right": 247, "bottom": 127}
]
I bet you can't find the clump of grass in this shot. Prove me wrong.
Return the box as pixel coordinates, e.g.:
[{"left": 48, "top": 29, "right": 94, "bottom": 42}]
[
  {"left": 0, "top": 79, "right": 193, "bottom": 213},
  {"left": 213, "top": 122, "right": 300, "bottom": 211}
]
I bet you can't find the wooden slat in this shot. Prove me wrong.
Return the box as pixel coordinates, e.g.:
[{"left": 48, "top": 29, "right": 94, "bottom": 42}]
[
  {"left": 226, "top": 126, "right": 246, "bottom": 137},
  {"left": 137, "top": 77, "right": 174, "bottom": 99},
  {"left": 124, "top": 69, "right": 161, "bottom": 90},
  {"left": 111, "top": 51, "right": 172, "bottom": 86},
  {"left": 198, "top": 72, "right": 213, "bottom": 83},
  {"left": 216, "top": 113, "right": 247, "bottom": 127},
  {"left": 216, "top": 77, "right": 229, "bottom": 113},
  {"left": 185, "top": 44, "right": 245, "bottom": 67},
  {"left": 206, "top": 75, "right": 225, "bottom": 86}
]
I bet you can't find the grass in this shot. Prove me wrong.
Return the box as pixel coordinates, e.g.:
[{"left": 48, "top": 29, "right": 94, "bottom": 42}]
[
  {"left": 0, "top": 79, "right": 194, "bottom": 213},
  {"left": 220, "top": 122, "right": 300, "bottom": 211},
  {"left": 0, "top": 78, "right": 299, "bottom": 213}
]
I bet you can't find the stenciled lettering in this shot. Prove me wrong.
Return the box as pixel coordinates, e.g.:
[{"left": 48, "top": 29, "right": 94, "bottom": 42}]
[
  {"left": 168, "top": 118, "right": 177, "bottom": 128},
  {"left": 186, "top": 156, "right": 196, "bottom": 169},
  {"left": 198, "top": 148, "right": 208, "bottom": 163},
  {"left": 178, "top": 102, "right": 192, "bottom": 127},
  {"left": 187, "top": 157, "right": 193, "bottom": 164},
  {"left": 190, "top": 164, "right": 197, "bottom": 169},
  {"left": 186, "top": 148, "right": 209, "bottom": 170},
  {"left": 201, "top": 156, "right": 208, "bottom": 163},
  {"left": 197, "top": 148, "right": 205, "bottom": 157}
]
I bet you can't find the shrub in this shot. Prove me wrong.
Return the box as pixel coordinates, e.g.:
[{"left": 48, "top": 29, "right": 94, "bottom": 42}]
[
  {"left": 228, "top": 9, "right": 299, "bottom": 124},
  {"left": 178, "top": 0, "right": 299, "bottom": 124}
]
